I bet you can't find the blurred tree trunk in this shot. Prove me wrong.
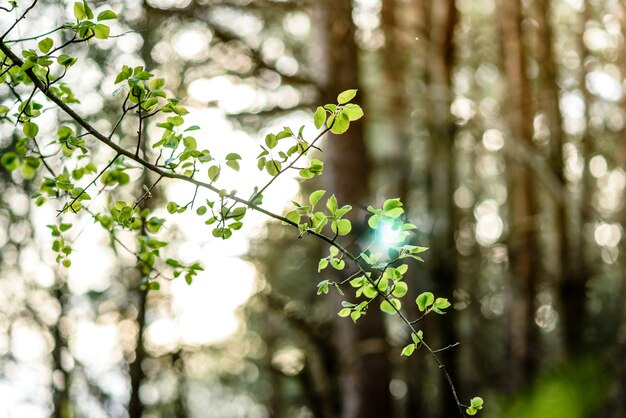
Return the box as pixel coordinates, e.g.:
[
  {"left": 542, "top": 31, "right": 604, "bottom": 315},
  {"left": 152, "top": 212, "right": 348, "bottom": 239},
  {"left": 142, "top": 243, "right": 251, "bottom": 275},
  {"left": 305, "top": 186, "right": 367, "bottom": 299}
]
[
  {"left": 128, "top": 286, "right": 147, "bottom": 418},
  {"left": 421, "top": 1, "right": 460, "bottom": 417},
  {"left": 128, "top": 6, "right": 164, "bottom": 416},
  {"left": 615, "top": 2, "right": 626, "bottom": 414},
  {"left": 380, "top": 0, "right": 413, "bottom": 203},
  {"left": 314, "top": 1, "right": 392, "bottom": 417},
  {"left": 379, "top": 1, "right": 422, "bottom": 416},
  {"left": 533, "top": 0, "right": 588, "bottom": 359},
  {"left": 498, "top": 0, "right": 540, "bottom": 389},
  {"left": 51, "top": 280, "right": 71, "bottom": 418}
]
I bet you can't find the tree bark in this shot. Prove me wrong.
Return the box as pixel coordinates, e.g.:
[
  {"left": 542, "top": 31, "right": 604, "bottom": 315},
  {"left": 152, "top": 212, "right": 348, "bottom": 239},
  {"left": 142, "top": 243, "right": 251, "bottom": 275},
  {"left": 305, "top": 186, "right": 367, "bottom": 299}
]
[
  {"left": 51, "top": 281, "right": 71, "bottom": 418},
  {"left": 534, "top": 0, "right": 588, "bottom": 359},
  {"left": 313, "top": 1, "right": 392, "bottom": 417},
  {"left": 498, "top": 0, "right": 541, "bottom": 389}
]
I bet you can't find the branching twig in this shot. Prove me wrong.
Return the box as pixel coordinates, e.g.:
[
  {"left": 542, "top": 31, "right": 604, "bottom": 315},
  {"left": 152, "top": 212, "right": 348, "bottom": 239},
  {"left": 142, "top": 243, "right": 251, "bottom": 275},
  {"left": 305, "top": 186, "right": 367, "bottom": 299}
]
[
  {"left": 0, "top": 0, "right": 39, "bottom": 41},
  {"left": 0, "top": 35, "right": 469, "bottom": 416},
  {"left": 57, "top": 154, "right": 119, "bottom": 215},
  {"left": 134, "top": 176, "right": 163, "bottom": 209}
]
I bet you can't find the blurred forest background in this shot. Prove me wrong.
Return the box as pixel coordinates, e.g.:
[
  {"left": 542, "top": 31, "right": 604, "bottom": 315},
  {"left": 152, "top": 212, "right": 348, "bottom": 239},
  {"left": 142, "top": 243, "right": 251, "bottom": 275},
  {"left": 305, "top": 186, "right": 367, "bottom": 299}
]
[{"left": 1, "top": 0, "right": 625, "bottom": 417}]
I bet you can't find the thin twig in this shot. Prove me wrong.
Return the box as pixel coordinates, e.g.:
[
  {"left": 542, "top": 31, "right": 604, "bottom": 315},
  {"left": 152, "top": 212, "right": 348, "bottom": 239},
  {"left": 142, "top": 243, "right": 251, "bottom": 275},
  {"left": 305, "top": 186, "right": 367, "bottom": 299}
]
[{"left": 0, "top": 0, "right": 39, "bottom": 41}]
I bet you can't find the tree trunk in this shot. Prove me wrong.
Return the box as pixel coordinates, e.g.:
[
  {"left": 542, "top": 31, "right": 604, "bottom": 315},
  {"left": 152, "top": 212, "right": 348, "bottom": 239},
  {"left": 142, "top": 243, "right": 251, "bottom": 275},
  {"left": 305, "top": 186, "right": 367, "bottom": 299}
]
[
  {"left": 51, "top": 281, "right": 71, "bottom": 418},
  {"left": 533, "top": 0, "right": 588, "bottom": 359},
  {"left": 498, "top": 0, "right": 541, "bottom": 389},
  {"left": 128, "top": 7, "right": 161, "bottom": 414},
  {"left": 421, "top": 1, "right": 460, "bottom": 416},
  {"left": 314, "top": 1, "right": 392, "bottom": 417}
]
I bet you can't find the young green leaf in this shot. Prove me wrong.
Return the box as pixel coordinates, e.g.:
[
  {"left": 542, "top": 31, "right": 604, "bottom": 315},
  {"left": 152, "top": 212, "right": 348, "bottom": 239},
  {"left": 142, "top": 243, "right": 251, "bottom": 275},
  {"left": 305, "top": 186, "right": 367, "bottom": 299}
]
[
  {"left": 401, "top": 343, "right": 415, "bottom": 356},
  {"left": 326, "top": 194, "right": 338, "bottom": 213},
  {"left": 392, "top": 282, "right": 408, "bottom": 298},
  {"left": 2, "top": 153, "right": 20, "bottom": 172},
  {"left": 416, "top": 292, "right": 435, "bottom": 312},
  {"left": 380, "top": 299, "right": 401, "bottom": 315},
  {"left": 97, "top": 10, "right": 118, "bottom": 21},
  {"left": 330, "top": 112, "right": 350, "bottom": 135},
  {"left": 337, "top": 89, "right": 357, "bottom": 104},
  {"left": 338, "top": 308, "right": 351, "bottom": 317},
  {"left": 208, "top": 165, "right": 220, "bottom": 182},
  {"left": 433, "top": 297, "right": 451, "bottom": 310},
  {"left": 265, "top": 160, "right": 281, "bottom": 176},
  {"left": 73, "top": 2, "right": 86, "bottom": 20},
  {"left": 313, "top": 106, "right": 326, "bottom": 129},
  {"left": 343, "top": 103, "right": 364, "bottom": 121},
  {"left": 23, "top": 121, "right": 39, "bottom": 138},
  {"left": 309, "top": 190, "right": 325, "bottom": 207},
  {"left": 285, "top": 210, "right": 300, "bottom": 225},
  {"left": 38, "top": 38, "right": 53, "bottom": 54},
  {"left": 94, "top": 24, "right": 110, "bottom": 39},
  {"left": 335, "top": 219, "right": 351, "bottom": 236}
]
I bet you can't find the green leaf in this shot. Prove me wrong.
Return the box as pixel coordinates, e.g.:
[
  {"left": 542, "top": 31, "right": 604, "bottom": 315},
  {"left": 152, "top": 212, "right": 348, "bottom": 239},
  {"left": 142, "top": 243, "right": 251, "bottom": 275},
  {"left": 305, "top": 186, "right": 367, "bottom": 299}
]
[
  {"left": 285, "top": 210, "right": 300, "bottom": 224},
  {"left": 1, "top": 152, "right": 20, "bottom": 171},
  {"left": 383, "top": 198, "right": 402, "bottom": 211},
  {"left": 337, "top": 89, "right": 357, "bottom": 104},
  {"left": 343, "top": 103, "right": 364, "bottom": 121},
  {"left": 196, "top": 206, "right": 207, "bottom": 215},
  {"left": 265, "top": 160, "right": 281, "bottom": 176},
  {"left": 392, "top": 282, "right": 408, "bottom": 298},
  {"left": 330, "top": 112, "right": 350, "bottom": 135},
  {"left": 326, "top": 194, "right": 338, "bottom": 213},
  {"left": 401, "top": 343, "right": 415, "bottom": 356},
  {"left": 335, "top": 219, "right": 351, "bottom": 236},
  {"left": 21, "top": 157, "right": 41, "bottom": 180},
  {"left": 416, "top": 292, "right": 435, "bottom": 312},
  {"left": 23, "top": 121, "right": 39, "bottom": 138},
  {"left": 318, "top": 259, "right": 329, "bottom": 272},
  {"left": 368, "top": 214, "right": 380, "bottom": 229},
  {"left": 350, "top": 311, "right": 362, "bottom": 322},
  {"left": 465, "top": 398, "right": 483, "bottom": 415},
  {"left": 97, "top": 10, "right": 117, "bottom": 21},
  {"left": 73, "top": 2, "right": 86, "bottom": 20},
  {"left": 313, "top": 106, "right": 326, "bottom": 129},
  {"left": 57, "top": 53, "right": 77, "bottom": 67},
  {"left": 166, "top": 202, "right": 178, "bottom": 214},
  {"left": 338, "top": 308, "right": 351, "bottom": 317},
  {"left": 226, "top": 160, "right": 240, "bottom": 171},
  {"left": 411, "top": 330, "right": 423, "bottom": 344},
  {"left": 330, "top": 258, "right": 345, "bottom": 270},
  {"left": 299, "top": 168, "right": 313, "bottom": 179},
  {"left": 470, "top": 397, "right": 484, "bottom": 409},
  {"left": 362, "top": 285, "right": 377, "bottom": 299},
  {"left": 380, "top": 299, "right": 400, "bottom": 315},
  {"left": 83, "top": 0, "right": 94, "bottom": 19},
  {"left": 384, "top": 207, "right": 404, "bottom": 218},
  {"left": 183, "top": 136, "right": 197, "bottom": 150},
  {"left": 434, "top": 297, "right": 451, "bottom": 310},
  {"left": 38, "top": 38, "right": 53, "bottom": 54},
  {"left": 265, "top": 134, "right": 277, "bottom": 149},
  {"left": 166, "top": 258, "right": 181, "bottom": 267},
  {"left": 309, "top": 190, "right": 325, "bottom": 207},
  {"left": 94, "top": 24, "right": 110, "bottom": 39},
  {"left": 208, "top": 165, "right": 220, "bottom": 182}
]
